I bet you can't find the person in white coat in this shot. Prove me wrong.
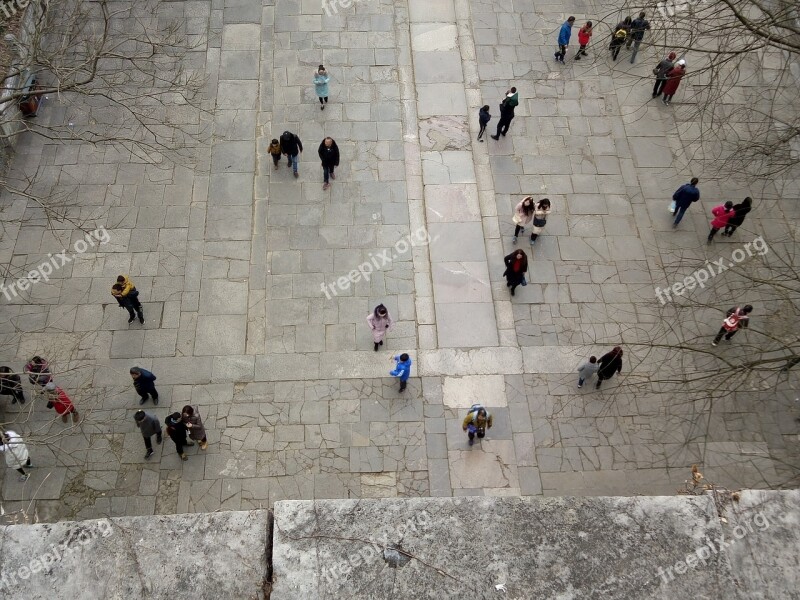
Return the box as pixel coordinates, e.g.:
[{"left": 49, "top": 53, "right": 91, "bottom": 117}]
[
  {"left": 367, "top": 304, "right": 394, "bottom": 352},
  {"left": 512, "top": 196, "right": 535, "bottom": 244},
  {"left": 530, "top": 198, "right": 552, "bottom": 245},
  {"left": 0, "top": 430, "right": 32, "bottom": 482}
]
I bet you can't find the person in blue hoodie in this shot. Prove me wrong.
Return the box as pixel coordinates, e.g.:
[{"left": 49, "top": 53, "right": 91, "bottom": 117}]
[
  {"left": 554, "top": 16, "right": 575, "bottom": 63},
  {"left": 671, "top": 177, "right": 701, "bottom": 228},
  {"left": 130, "top": 366, "right": 159, "bottom": 406},
  {"left": 390, "top": 353, "right": 412, "bottom": 393}
]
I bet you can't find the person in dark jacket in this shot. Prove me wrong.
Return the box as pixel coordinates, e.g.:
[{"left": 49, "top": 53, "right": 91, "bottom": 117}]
[
  {"left": 182, "top": 405, "right": 208, "bottom": 450},
  {"left": 595, "top": 346, "right": 623, "bottom": 389},
  {"left": 627, "top": 12, "right": 650, "bottom": 63},
  {"left": 0, "top": 366, "right": 26, "bottom": 405},
  {"left": 609, "top": 17, "right": 631, "bottom": 61},
  {"left": 130, "top": 366, "right": 158, "bottom": 405},
  {"left": 111, "top": 275, "right": 144, "bottom": 324},
  {"left": 662, "top": 59, "right": 686, "bottom": 105},
  {"left": 24, "top": 355, "right": 51, "bottom": 387},
  {"left": 165, "top": 412, "right": 193, "bottom": 461},
  {"left": 491, "top": 96, "right": 516, "bottom": 140},
  {"left": 134, "top": 410, "right": 162, "bottom": 459},
  {"left": 723, "top": 197, "right": 752, "bottom": 237},
  {"left": 318, "top": 137, "right": 340, "bottom": 190},
  {"left": 672, "top": 178, "right": 700, "bottom": 227},
  {"left": 652, "top": 52, "right": 676, "bottom": 97},
  {"left": 280, "top": 131, "right": 303, "bottom": 177},
  {"left": 503, "top": 249, "right": 528, "bottom": 297},
  {"left": 477, "top": 105, "right": 491, "bottom": 142}
]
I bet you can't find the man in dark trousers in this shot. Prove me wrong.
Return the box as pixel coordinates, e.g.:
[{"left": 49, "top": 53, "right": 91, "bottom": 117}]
[
  {"left": 134, "top": 410, "right": 163, "bottom": 459},
  {"left": 712, "top": 305, "right": 752, "bottom": 346},
  {"left": 166, "top": 412, "right": 193, "bottom": 461},
  {"left": 652, "top": 51, "right": 677, "bottom": 97},
  {"left": 111, "top": 275, "right": 144, "bottom": 324},
  {"left": 130, "top": 366, "right": 159, "bottom": 405},
  {"left": 0, "top": 366, "right": 26, "bottom": 405},
  {"left": 595, "top": 346, "right": 624, "bottom": 389},
  {"left": 318, "top": 137, "right": 340, "bottom": 190},
  {"left": 280, "top": 130, "right": 303, "bottom": 177},
  {"left": 490, "top": 88, "right": 518, "bottom": 140},
  {"left": 627, "top": 12, "right": 650, "bottom": 63},
  {"left": 672, "top": 177, "right": 700, "bottom": 227}
]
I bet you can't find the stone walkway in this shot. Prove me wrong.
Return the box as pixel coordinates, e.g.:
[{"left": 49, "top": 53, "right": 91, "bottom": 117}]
[{"left": 0, "top": 0, "right": 797, "bottom": 522}]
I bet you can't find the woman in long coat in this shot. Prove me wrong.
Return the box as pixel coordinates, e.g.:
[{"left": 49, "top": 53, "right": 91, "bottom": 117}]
[
  {"left": 662, "top": 60, "right": 686, "bottom": 105},
  {"left": 367, "top": 304, "right": 394, "bottom": 352},
  {"left": 182, "top": 405, "right": 208, "bottom": 450},
  {"left": 313, "top": 65, "right": 330, "bottom": 109},
  {"left": 595, "top": 346, "right": 624, "bottom": 389},
  {"left": 503, "top": 249, "right": 528, "bottom": 296}
]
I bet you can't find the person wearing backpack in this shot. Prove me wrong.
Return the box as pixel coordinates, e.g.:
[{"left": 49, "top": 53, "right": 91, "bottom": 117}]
[
  {"left": 280, "top": 131, "right": 303, "bottom": 177},
  {"left": 609, "top": 18, "right": 631, "bottom": 61},
  {"left": 130, "top": 366, "right": 159, "bottom": 405},
  {"left": 462, "top": 404, "right": 493, "bottom": 446},
  {"left": 712, "top": 305, "right": 752, "bottom": 346}
]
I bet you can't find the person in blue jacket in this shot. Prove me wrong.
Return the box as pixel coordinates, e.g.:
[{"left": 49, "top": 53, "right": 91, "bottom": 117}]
[
  {"left": 672, "top": 177, "right": 701, "bottom": 228},
  {"left": 390, "top": 353, "right": 412, "bottom": 393},
  {"left": 554, "top": 16, "right": 575, "bottom": 63},
  {"left": 130, "top": 366, "right": 159, "bottom": 406}
]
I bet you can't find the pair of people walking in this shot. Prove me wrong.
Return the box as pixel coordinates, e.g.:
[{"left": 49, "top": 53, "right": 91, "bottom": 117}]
[
  {"left": 512, "top": 197, "right": 551, "bottom": 245},
  {"left": 576, "top": 348, "right": 623, "bottom": 389},
  {"left": 111, "top": 275, "right": 144, "bottom": 324}
]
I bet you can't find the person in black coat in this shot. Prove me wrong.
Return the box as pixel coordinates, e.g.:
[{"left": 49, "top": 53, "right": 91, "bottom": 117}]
[
  {"left": 0, "top": 366, "right": 25, "bottom": 405},
  {"left": 165, "top": 412, "right": 193, "bottom": 461},
  {"left": 491, "top": 102, "right": 515, "bottom": 140},
  {"left": 503, "top": 249, "right": 528, "bottom": 297},
  {"left": 595, "top": 346, "right": 623, "bottom": 389},
  {"left": 477, "top": 105, "right": 491, "bottom": 141},
  {"left": 280, "top": 131, "right": 303, "bottom": 177},
  {"left": 722, "top": 197, "right": 752, "bottom": 237},
  {"left": 318, "top": 137, "right": 340, "bottom": 190}
]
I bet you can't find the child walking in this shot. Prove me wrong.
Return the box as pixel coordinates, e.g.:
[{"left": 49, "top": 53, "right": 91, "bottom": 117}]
[
  {"left": 577, "top": 356, "right": 599, "bottom": 388},
  {"left": 574, "top": 21, "right": 592, "bottom": 60},
  {"left": 477, "top": 105, "right": 491, "bottom": 142},
  {"left": 268, "top": 139, "right": 282, "bottom": 169},
  {"left": 390, "top": 353, "right": 412, "bottom": 393}
]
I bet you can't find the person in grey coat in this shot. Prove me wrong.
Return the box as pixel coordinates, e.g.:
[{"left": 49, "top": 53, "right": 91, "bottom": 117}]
[
  {"left": 134, "top": 410, "right": 162, "bottom": 460},
  {"left": 577, "top": 356, "right": 599, "bottom": 388},
  {"left": 652, "top": 51, "right": 676, "bottom": 97}
]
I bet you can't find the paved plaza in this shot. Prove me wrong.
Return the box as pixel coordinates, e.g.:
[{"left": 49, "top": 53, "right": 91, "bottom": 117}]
[{"left": 0, "top": 0, "right": 798, "bottom": 521}]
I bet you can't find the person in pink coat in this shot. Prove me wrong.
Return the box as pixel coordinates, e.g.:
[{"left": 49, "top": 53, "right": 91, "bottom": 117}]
[
  {"left": 708, "top": 201, "right": 734, "bottom": 243},
  {"left": 367, "top": 304, "right": 394, "bottom": 352}
]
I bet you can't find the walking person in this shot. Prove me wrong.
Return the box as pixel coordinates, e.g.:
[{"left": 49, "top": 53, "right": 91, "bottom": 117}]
[
  {"left": 0, "top": 430, "right": 33, "bottom": 482},
  {"left": 130, "top": 366, "right": 159, "bottom": 406},
  {"left": 367, "top": 304, "right": 394, "bottom": 352},
  {"left": 554, "top": 16, "right": 575, "bottom": 63},
  {"left": 609, "top": 18, "right": 631, "bottom": 61},
  {"left": 512, "top": 196, "right": 535, "bottom": 244},
  {"left": 662, "top": 59, "right": 686, "bottom": 105},
  {"left": 595, "top": 346, "right": 624, "bottom": 389},
  {"left": 652, "top": 51, "right": 677, "bottom": 97},
  {"left": 0, "top": 366, "right": 26, "bottom": 405},
  {"left": 165, "top": 412, "right": 193, "bottom": 461},
  {"left": 313, "top": 64, "right": 330, "bottom": 110},
  {"left": 574, "top": 21, "right": 593, "bottom": 60},
  {"left": 44, "top": 382, "right": 79, "bottom": 423},
  {"left": 627, "top": 12, "right": 650, "bottom": 63},
  {"left": 712, "top": 305, "right": 752, "bottom": 346},
  {"left": 318, "top": 136, "right": 340, "bottom": 190},
  {"left": 182, "top": 406, "right": 208, "bottom": 450},
  {"left": 134, "top": 410, "right": 162, "bottom": 460},
  {"left": 390, "top": 353, "right": 412, "bottom": 393},
  {"left": 707, "top": 201, "right": 735, "bottom": 243},
  {"left": 477, "top": 105, "right": 491, "bottom": 142},
  {"left": 671, "top": 178, "right": 700, "bottom": 228},
  {"left": 577, "top": 356, "right": 599, "bottom": 388},
  {"left": 268, "top": 138, "right": 282, "bottom": 169},
  {"left": 722, "top": 197, "right": 752, "bottom": 237},
  {"left": 530, "top": 198, "right": 552, "bottom": 244},
  {"left": 24, "top": 355, "right": 52, "bottom": 387},
  {"left": 503, "top": 249, "right": 528, "bottom": 297},
  {"left": 280, "top": 130, "right": 303, "bottom": 178},
  {"left": 462, "top": 404, "right": 493, "bottom": 446},
  {"left": 112, "top": 276, "right": 144, "bottom": 325},
  {"left": 490, "top": 88, "right": 518, "bottom": 140}
]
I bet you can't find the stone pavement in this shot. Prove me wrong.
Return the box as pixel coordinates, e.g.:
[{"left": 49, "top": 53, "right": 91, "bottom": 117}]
[{"left": 0, "top": 0, "right": 797, "bottom": 521}]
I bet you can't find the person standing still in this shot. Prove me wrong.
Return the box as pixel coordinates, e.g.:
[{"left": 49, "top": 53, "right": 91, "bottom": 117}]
[
  {"left": 313, "top": 65, "right": 330, "bottom": 110},
  {"left": 512, "top": 196, "right": 535, "bottom": 244},
  {"left": 24, "top": 355, "right": 51, "bottom": 388},
  {"left": 134, "top": 410, "right": 162, "bottom": 460},
  {"left": 182, "top": 406, "right": 208, "bottom": 450},
  {"left": 554, "top": 16, "right": 575, "bottom": 63},
  {"left": 712, "top": 305, "right": 752, "bottom": 346},
  {"left": 462, "top": 404, "right": 493, "bottom": 446},
  {"left": 574, "top": 22, "right": 593, "bottom": 60},
  {"left": 671, "top": 178, "right": 700, "bottom": 227},
  {"left": 707, "top": 201, "right": 734, "bottom": 243},
  {"left": 491, "top": 87, "right": 518, "bottom": 140},
  {"left": 130, "top": 366, "right": 159, "bottom": 405},
  {"left": 44, "top": 382, "right": 79, "bottom": 423},
  {"left": 662, "top": 59, "right": 686, "bottom": 105},
  {"left": 0, "top": 366, "right": 26, "bottom": 405},
  {"left": 595, "top": 346, "right": 624, "bottom": 389},
  {"left": 318, "top": 137, "right": 340, "bottom": 190},
  {"left": 652, "top": 52, "right": 676, "bottom": 97},
  {"left": 477, "top": 105, "right": 491, "bottom": 141},
  {"left": 390, "top": 353, "right": 412, "bottom": 393},
  {"left": 0, "top": 430, "right": 33, "bottom": 482},
  {"left": 723, "top": 197, "right": 752, "bottom": 237},
  {"left": 627, "top": 12, "right": 650, "bottom": 63},
  {"left": 367, "top": 304, "right": 394, "bottom": 352},
  {"left": 280, "top": 131, "right": 303, "bottom": 178}
]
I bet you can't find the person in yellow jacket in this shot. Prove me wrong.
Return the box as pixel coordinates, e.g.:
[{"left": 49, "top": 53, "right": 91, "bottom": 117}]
[
  {"left": 111, "top": 275, "right": 144, "bottom": 324},
  {"left": 462, "top": 404, "right": 493, "bottom": 446}
]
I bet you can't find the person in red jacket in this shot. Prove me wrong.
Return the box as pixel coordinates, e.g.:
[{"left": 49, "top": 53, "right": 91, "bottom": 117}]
[
  {"left": 662, "top": 59, "right": 686, "bottom": 106},
  {"left": 707, "top": 201, "right": 734, "bottom": 243},
  {"left": 44, "top": 382, "right": 79, "bottom": 423},
  {"left": 574, "top": 21, "right": 593, "bottom": 60}
]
